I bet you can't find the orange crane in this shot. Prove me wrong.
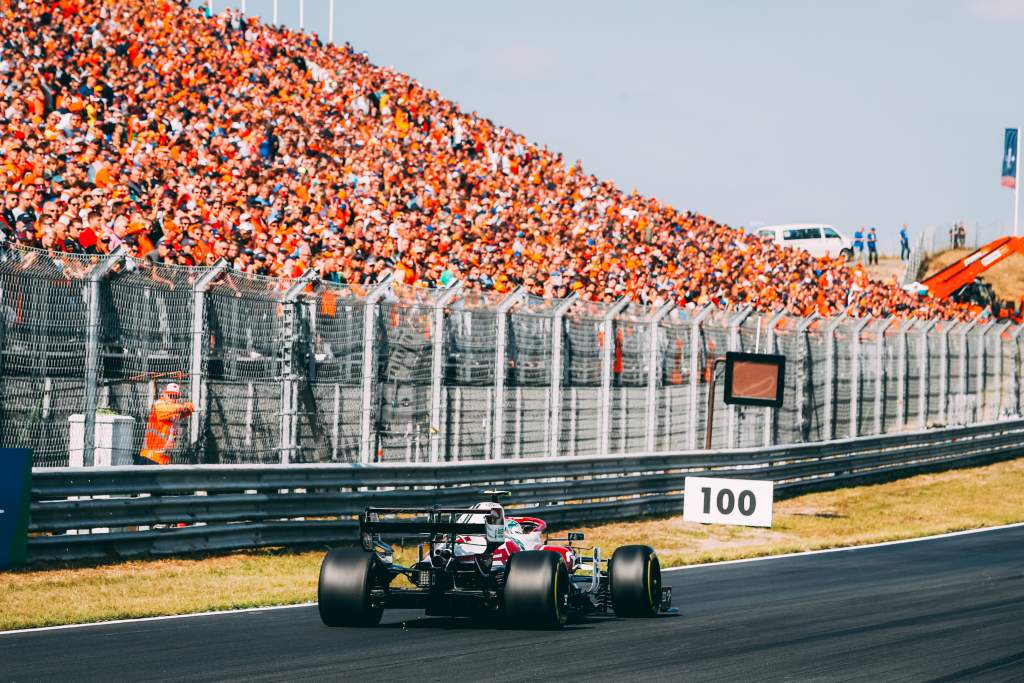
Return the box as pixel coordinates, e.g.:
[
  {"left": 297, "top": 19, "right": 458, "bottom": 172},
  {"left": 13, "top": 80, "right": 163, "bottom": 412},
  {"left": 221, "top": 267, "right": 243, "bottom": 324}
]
[{"left": 921, "top": 235, "right": 1024, "bottom": 300}]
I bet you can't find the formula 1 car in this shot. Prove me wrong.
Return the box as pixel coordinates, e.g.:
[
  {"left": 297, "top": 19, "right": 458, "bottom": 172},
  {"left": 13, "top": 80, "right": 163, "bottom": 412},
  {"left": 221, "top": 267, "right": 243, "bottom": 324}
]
[{"left": 318, "top": 493, "right": 671, "bottom": 628}]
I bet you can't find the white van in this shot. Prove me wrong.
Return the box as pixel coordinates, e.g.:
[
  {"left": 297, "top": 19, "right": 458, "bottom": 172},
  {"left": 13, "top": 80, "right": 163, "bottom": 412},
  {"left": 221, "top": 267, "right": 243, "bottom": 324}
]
[{"left": 755, "top": 224, "right": 853, "bottom": 260}]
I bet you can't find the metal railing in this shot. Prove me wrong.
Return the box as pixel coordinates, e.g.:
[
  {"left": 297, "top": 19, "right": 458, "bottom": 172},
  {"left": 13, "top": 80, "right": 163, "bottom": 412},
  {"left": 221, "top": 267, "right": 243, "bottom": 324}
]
[
  {"left": 2, "top": 243, "right": 1023, "bottom": 468},
  {"left": 26, "top": 419, "right": 1024, "bottom": 562}
]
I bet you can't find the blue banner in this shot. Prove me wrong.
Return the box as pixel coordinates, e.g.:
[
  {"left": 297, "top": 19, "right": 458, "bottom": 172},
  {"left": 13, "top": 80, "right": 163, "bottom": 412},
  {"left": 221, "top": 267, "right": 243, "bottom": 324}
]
[
  {"left": 1002, "top": 128, "right": 1018, "bottom": 189},
  {"left": 0, "top": 449, "right": 32, "bottom": 569}
]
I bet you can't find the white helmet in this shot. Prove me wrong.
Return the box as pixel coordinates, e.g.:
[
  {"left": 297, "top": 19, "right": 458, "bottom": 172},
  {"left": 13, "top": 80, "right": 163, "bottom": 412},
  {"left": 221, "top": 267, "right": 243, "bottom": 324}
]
[{"left": 164, "top": 382, "right": 182, "bottom": 397}]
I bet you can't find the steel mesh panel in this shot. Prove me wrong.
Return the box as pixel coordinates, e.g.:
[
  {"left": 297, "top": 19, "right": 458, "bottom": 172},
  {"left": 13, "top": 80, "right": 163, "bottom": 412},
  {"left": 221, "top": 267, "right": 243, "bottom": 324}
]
[
  {"left": 904, "top": 323, "right": 924, "bottom": 429},
  {"left": 772, "top": 317, "right": 806, "bottom": 444},
  {"left": 832, "top": 320, "right": 855, "bottom": 440},
  {"left": 925, "top": 324, "right": 947, "bottom": 426},
  {"left": 372, "top": 284, "right": 439, "bottom": 462},
  {"left": 856, "top": 320, "right": 885, "bottom": 436},
  {"left": 999, "top": 328, "right": 1021, "bottom": 417},
  {"left": 694, "top": 310, "right": 731, "bottom": 449},
  {"left": 504, "top": 294, "right": 560, "bottom": 458},
  {"left": 203, "top": 271, "right": 290, "bottom": 464},
  {"left": 610, "top": 303, "right": 650, "bottom": 454},
  {"left": 560, "top": 300, "right": 614, "bottom": 456},
  {"left": 100, "top": 259, "right": 201, "bottom": 464},
  {"left": 880, "top": 322, "right": 904, "bottom": 433},
  {"left": 656, "top": 310, "right": 692, "bottom": 450},
  {"left": 978, "top": 327, "right": 995, "bottom": 421},
  {"left": 292, "top": 282, "right": 367, "bottom": 463},
  {"left": 443, "top": 290, "right": 504, "bottom": 461},
  {"left": 947, "top": 325, "right": 967, "bottom": 425},
  {"left": 801, "top": 318, "right": 828, "bottom": 443},
  {"left": 0, "top": 247, "right": 100, "bottom": 466}
]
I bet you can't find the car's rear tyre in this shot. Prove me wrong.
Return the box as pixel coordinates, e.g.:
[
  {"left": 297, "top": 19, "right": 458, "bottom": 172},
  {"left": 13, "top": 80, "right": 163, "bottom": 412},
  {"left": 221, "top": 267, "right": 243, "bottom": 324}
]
[
  {"left": 503, "top": 550, "right": 569, "bottom": 628},
  {"left": 840, "top": 248, "right": 854, "bottom": 261},
  {"left": 610, "top": 545, "right": 662, "bottom": 617},
  {"left": 318, "top": 549, "right": 383, "bottom": 627}
]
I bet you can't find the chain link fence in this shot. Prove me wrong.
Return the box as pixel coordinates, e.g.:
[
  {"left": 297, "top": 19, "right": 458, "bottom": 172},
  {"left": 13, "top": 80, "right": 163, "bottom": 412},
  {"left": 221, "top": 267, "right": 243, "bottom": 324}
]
[{"left": 2, "top": 244, "right": 1022, "bottom": 468}]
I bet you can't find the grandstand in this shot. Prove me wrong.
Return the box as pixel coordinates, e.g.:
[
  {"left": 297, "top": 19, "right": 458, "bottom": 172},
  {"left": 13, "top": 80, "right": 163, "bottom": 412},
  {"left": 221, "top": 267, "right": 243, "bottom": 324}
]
[{"left": 0, "top": 0, "right": 968, "bottom": 321}]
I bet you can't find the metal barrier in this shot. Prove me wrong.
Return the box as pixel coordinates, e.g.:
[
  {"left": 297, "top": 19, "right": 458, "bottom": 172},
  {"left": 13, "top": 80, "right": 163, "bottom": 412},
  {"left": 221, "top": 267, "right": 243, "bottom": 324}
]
[
  {"left": 26, "top": 419, "right": 1024, "bottom": 562},
  {"left": 2, "top": 243, "right": 1024, "bottom": 469}
]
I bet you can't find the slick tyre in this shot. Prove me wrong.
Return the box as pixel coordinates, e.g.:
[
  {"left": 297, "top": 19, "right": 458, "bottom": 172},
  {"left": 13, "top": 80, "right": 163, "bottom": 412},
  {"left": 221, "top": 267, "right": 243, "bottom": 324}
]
[
  {"left": 318, "top": 549, "right": 383, "bottom": 627},
  {"left": 840, "top": 248, "right": 854, "bottom": 261},
  {"left": 503, "top": 550, "right": 569, "bottom": 628},
  {"left": 610, "top": 545, "right": 662, "bottom": 617}
]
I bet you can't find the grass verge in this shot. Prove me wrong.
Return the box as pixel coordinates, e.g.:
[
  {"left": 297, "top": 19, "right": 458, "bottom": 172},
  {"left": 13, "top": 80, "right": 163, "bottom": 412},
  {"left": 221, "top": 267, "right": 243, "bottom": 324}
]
[{"left": 3, "top": 457, "right": 1023, "bottom": 632}]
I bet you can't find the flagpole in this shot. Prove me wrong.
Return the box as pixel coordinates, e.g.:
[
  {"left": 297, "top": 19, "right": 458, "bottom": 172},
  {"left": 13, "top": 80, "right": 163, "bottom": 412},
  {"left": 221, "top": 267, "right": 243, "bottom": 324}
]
[{"left": 1015, "top": 128, "right": 1021, "bottom": 237}]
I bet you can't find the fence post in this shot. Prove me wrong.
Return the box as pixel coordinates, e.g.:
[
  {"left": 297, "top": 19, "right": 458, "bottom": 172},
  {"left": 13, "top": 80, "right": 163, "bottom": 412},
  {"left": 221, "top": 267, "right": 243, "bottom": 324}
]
[
  {"left": 548, "top": 294, "right": 578, "bottom": 458},
  {"left": 762, "top": 310, "right": 787, "bottom": 447},
  {"left": 599, "top": 298, "right": 629, "bottom": 456},
  {"left": 992, "top": 322, "right": 1010, "bottom": 419},
  {"left": 977, "top": 322, "right": 994, "bottom": 421},
  {"left": 429, "top": 281, "right": 463, "bottom": 463},
  {"left": 688, "top": 306, "right": 714, "bottom": 450},
  {"left": 646, "top": 302, "right": 675, "bottom": 452},
  {"left": 919, "top": 320, "right": 936, "bottom": 429},
  {"left": 895, "top": 320, "right": 908, "bottom": 432},
  {"left": 188, "top": 259, "right": 227, "bottom": 451},
  {"left": 726, "top": 308, "right": 752, "bottom": 449},
  {"left": 278, "top": 271, "right": 317, "bottom": 464},
  {"left": 822, "top": 314, "right": 846, "bottom": 441},
  {"left": 1012, "top": 326, "right": 1024, "bottom": 417},
  {"left": 491, "top": 288, "right": 527, "bottom": 461},
  {"left": 938, "top": 322, "right": 951, "bottom": 425},
  {"left": 849, "top": 317, "right": 870, "bottom": 438},
  {"left": 795, "top": 314, "right": 818, "bottom": 443},
  {"left": 358, "top": 274, "right": 393, "bottom": 464},
  {"left": 82, "top": 248, "right": 125, "bottom": 466},
  {"left": 875, "top": 317, "right": 894, "bottom": 435}
]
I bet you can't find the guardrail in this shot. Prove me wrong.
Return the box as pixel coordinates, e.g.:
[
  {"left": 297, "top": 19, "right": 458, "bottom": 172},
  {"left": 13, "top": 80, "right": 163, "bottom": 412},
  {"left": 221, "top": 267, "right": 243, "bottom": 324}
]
[{"left": 27, "top": 419, "right": 1024, "bottom": 562}]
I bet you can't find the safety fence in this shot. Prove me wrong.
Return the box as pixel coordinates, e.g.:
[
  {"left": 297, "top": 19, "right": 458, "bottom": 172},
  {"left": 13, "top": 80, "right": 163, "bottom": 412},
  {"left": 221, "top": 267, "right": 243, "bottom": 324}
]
[
  {"left": 25, "top": 419, "right": 1024, "bottom": 562},
  {"left": 2, "top": 243, "right": 1024, "bottom": 468}
]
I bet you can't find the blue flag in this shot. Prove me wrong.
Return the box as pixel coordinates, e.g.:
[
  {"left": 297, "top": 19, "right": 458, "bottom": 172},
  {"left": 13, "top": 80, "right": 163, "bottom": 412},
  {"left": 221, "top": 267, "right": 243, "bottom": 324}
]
[{"left": 1002, "top": 128, "right": 1018, "bottom": 189}]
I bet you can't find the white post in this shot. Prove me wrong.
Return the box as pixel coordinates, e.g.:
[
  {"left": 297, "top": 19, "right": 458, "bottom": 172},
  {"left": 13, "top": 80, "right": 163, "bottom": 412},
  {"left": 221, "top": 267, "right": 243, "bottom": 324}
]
[
  {"left": 548, "top": 294, "right": 578, "bottom": 457},
  {"left": 763, "top": 310, "right": 787, "bottom": 447},
  {"left": 895, "top": 321, "right": 908, "bottom": 431},
  {"left": 328, "top": 0, "right": 334, "bottom": 44},
  {"left": 796, "top": 314, "right": 819, "bottom": 442},
  {"left": 299, "top": 0, "right": 304, "bottom": 30},
  {"left": 688, "top": 306, "right": 714, "bottom": 450},
  {"left": 822, "top": 313, "right": 845, "bottom": 441},
  {"left": 938, "top": 322, "right": 951, "bottom": 425},
  {"left": 727, "top": 308, "right": 752, "bottom": 449},
  {"left": 993, "top": 322, "right": 1010, "bottom": 419},
  {"left": 428, "top": 281, "right": 463, "bottom": 464},
  {"left": 207, "top": 0, "right": 213, "bottom": 15},
  {"left": 958, "top": 323, "right": 974, "bottom": 425},
  {"left": 273, "top": 0, "right": 278, "bottom": 25},
  {"left": 82, "top": 248, "right": 125, "bottom": 466},
  {"left": 849, "top": 317, "right": 870, "bottom": 438},
  {"left": 240, "top": 0, "right": 245, "bottom": 14},
  {"left": 358, "top": 274, "right": 393, "bottom": 464},
  {"left": 919, "top": 320, "right": 936, "bottom": 429},
  {"left": 279, "top": 271, "right": 317, "bottom": 464},
  {"left": 491, "top": 288, "right": 527, "bottom": 460},
  {"left": 189, "top": 259, "right": 228, "bottom": 448},
  {"left": 646, "top": 302, "right": 675, "bottom": 452},
  {"left": 875, "top": 317, "right": 894, "bottom": 435},
  {"left": 599, "top": 298, "right": 629, "bottom": 456}
]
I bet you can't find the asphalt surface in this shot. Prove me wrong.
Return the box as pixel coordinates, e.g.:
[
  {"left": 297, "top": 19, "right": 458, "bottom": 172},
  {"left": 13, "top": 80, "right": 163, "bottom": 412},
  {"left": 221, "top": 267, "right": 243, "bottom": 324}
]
[{"left": 4, "top": 525, "right": 1024, "bottom": 682}]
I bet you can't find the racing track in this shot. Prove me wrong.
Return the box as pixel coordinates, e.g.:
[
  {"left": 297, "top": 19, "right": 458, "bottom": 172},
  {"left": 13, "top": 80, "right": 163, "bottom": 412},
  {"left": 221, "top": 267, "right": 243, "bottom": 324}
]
[{"left": 3, "top": 524, "right": 1024, "bottom": 682}]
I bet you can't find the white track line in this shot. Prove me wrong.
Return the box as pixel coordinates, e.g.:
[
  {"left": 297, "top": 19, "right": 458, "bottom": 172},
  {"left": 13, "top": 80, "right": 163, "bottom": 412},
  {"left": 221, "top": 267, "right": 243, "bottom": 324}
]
[
  {"left": 661, "top": 521, "right": 1024, "bottom": 572},
  {"left": 0, "top": 603, "right": 315, "bottom": 636},
  {"left": 4, "top": 522, "right": 1023, "bottom": 636}
]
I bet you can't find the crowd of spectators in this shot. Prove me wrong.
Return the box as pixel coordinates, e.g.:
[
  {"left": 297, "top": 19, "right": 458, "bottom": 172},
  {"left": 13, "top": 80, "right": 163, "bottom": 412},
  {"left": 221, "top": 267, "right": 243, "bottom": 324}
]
[{"left": 0, "top": 0, "right": 971, "bottom": 320}]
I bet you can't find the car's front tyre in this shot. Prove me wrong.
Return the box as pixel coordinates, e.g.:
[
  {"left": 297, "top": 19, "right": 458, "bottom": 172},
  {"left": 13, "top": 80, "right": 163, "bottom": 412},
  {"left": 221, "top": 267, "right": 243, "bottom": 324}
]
[
  {"left": 609, "top": 545, "right": 662, "bottom": 617},
  {"left": 503, "top": 550, "right": 569, "bottom": 628},
  {"left": 318, "top": 548, "right": 383, "bottom": 626}
]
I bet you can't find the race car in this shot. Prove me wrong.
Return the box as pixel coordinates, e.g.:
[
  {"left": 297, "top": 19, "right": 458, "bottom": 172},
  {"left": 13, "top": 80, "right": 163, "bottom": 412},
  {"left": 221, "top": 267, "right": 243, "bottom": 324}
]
[{"left": 317, "top": 492, "right": 671, "bottom": 628}]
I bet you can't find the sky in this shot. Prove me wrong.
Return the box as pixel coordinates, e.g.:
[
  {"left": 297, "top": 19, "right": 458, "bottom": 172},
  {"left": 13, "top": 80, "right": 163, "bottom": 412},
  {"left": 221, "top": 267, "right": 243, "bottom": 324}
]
[{"left": 196, "top": 0, "right": 1024, "bottom": 253}]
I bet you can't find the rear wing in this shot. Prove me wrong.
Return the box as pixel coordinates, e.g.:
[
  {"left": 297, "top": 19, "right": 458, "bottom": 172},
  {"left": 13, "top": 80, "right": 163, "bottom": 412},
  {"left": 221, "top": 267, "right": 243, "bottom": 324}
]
[{"left": 360, "top": 506, "right": 505, "bottom": 541}]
